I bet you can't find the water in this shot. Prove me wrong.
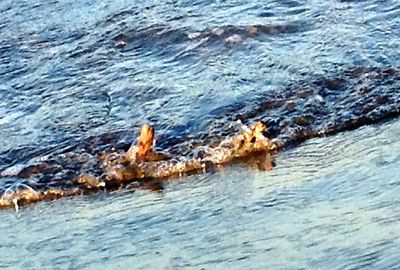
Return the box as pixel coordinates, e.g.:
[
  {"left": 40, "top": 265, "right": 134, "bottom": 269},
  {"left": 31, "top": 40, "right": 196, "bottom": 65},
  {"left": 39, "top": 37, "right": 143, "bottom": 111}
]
[
  {"left": 0, "top": 0, "right": 400, "bottom": 268},
  {"left": 1, "top": 119, "right": 399, "bottom": 269}
]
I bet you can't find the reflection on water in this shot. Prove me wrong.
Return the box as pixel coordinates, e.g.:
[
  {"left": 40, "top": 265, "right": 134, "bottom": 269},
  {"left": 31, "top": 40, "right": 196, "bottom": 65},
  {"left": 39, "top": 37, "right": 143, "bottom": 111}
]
[
  {"left": 0, "top": 0, "right": 400, "bottom": 268},
  {"left": 0, "top": 119, "right": 399, "bottom": 269}
]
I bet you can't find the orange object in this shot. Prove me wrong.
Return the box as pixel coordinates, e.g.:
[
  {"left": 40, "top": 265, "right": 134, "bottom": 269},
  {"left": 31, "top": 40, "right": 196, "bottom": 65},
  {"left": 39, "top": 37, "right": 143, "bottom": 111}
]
[{"left": 136, "top": 124, "right": 155, "bottom": 160}]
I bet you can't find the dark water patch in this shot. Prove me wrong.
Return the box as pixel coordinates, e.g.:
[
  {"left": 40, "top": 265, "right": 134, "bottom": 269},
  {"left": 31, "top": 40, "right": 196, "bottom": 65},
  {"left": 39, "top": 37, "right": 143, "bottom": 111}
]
[
  {"left": 101, "top": 8, "right": 140, "bottom": 26},
  {"left": 338, "top": 0, "right": 369, "bottom": 2},
  {"left": 1, "top": 116, "right": 399, "bottom": 267},
  {"left": 106, "top": 22, "right": 309, "bottom": 59},
  {"left": 0, "top": 138, "right": 81, "bottom": 171},
  {"left": 0, "top": 65, "right": 399, "bottom": 209},
  {"left": 196, "top": 66, "right": 400, "bottom": 149}
]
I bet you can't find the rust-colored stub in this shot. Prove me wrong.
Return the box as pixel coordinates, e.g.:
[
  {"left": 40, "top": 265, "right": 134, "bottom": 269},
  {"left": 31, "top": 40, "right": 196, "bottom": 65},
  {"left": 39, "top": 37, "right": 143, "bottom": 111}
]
[
  {"left": 126, "top": 124, "right": 155, "bottom": 163},
  {"left": 137, "top": 124, "right": 155, "bottom": 160}
]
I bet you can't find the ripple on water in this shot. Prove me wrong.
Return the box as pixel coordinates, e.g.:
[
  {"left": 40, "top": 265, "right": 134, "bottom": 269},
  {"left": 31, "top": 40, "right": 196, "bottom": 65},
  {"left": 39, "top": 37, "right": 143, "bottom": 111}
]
[
  {"left": 0, "top": 119, "right": 399, "bottom": 269},
  {"left": 0, "top": 0, "right": 400, "bottom": 268}
]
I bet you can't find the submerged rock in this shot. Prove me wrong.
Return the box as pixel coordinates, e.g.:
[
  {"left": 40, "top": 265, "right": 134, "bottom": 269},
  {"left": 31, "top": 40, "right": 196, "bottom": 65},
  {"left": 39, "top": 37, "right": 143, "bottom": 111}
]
[
  {"left": 0, "top": 121, "right": 275, "bottom": 210},
  {"left": 1, "top": 66, "right": 399, "bottom": 210},
  {"left": 99, "top": 121, "right": 274, "bottom": 184}
]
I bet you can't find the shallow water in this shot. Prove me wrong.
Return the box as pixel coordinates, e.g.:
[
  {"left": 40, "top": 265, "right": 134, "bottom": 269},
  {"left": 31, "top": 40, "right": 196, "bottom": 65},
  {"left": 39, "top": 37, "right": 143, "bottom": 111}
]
[
  {"left": 0, "top": 0, "right": 400, "bottom": 268},
  {"left": 1, "top": 119, "right": 399, "bottom": 269},
  {"left": 0, "top": 0, "right": 399, "bottom": 194}
]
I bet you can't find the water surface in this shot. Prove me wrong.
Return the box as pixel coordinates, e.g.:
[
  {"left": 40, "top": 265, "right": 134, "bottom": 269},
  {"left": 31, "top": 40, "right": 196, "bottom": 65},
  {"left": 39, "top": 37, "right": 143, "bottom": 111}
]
[
  {"left": 1, "top": 119, "right": 399, "bottom": 269},
  {"left": 0, "top": 0, "right": 399, "bottom": 268}
]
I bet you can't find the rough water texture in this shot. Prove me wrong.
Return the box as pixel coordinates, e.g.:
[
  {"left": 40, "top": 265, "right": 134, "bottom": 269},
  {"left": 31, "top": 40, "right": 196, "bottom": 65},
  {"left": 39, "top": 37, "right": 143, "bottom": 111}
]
[
  {"left": 0, "top": 1, "right": 399, "bottom": 206},
  {"left": 1, "top": 0, "right": 400, "bottom": 268},
  {"left": 1, "top": 118, "right": 400, "bottom": 269},
  {"left": 0, "top": 121, "right": 276, "bottom": 209},
  {"left": 0, "top": 65, "right": 399, "bottom": 208}
]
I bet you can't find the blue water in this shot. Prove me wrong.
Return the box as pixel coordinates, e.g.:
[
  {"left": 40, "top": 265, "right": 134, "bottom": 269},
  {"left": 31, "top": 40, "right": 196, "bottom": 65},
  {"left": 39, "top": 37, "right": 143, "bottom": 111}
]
[
  {"left": 0, "top": 0, "right": 399, "bottom": 269},
  {"left": 1, "top": 119, "right": 399, "bottom": 269}
]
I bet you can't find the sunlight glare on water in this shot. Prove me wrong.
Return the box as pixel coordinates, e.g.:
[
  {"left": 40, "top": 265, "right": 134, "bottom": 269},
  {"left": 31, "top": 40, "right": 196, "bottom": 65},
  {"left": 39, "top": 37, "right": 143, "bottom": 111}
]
[
  {"left": 0, "top": 119, "right": 399, "bottom": 269},
  {"left": 0, "top": 0, "right": 400, "bottom": 269}
]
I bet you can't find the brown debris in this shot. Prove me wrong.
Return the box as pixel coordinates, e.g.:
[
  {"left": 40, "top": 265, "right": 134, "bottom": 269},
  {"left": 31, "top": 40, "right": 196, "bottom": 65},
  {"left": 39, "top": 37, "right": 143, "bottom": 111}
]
[
  {"left": 0, "top": 188, "right": 82, "bottom": 211},
  {"left": 0, "top": 121, "right": 275, "bottom": 210},
  {"left": 125, "top": 124, "right": 170, "bottom": 163},
  {"left": 136, "top": 124, "right": 155, "bottom": 160},
  {"left": 96, "top": 121, "right": 273, "bottom": 184},
  {"left": 74, "top": 174, "right": 105, "bottom": 189}
]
